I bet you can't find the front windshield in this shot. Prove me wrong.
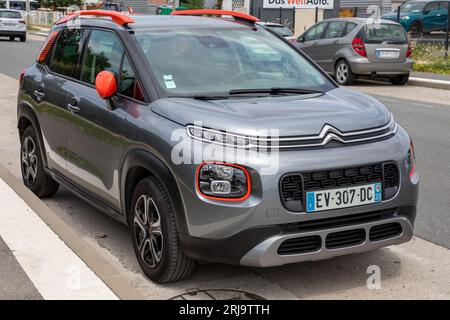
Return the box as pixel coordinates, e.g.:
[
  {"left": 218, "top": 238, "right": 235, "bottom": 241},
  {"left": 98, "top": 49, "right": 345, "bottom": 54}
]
[
  {"left": 398, "top": 2, "right": 426, "bottom": 13},
  {"left": 135, "top": 27, "right": 334, "bottom": 96},
  {"left": 268, "top": 25, "right": 293, "bottom": 37}
]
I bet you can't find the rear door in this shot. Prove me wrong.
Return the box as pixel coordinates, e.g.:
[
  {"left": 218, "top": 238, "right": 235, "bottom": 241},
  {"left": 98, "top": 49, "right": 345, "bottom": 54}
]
[
  {"left": 423, "top": 1, "right": 443, "bottom": 31},
  {"left": 35, "top": 28, "right": 85, "bottom": 176},
  {"left": 363, "top": 23, "right": 409, "bottom": 63},
  {"left": 320, "top": 21, "right": 351, "bottom": 72},
  {"left": 65, "top": 29, "right": 145, "bottom": 210}
]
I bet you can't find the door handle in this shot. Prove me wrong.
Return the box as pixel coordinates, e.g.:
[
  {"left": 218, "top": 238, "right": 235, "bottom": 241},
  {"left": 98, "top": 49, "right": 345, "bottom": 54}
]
[
  {"left": 333, "top": 40, "right": 339, "bottom": 44},
  {"left": 34, "top": 87, "right": 45, "bottom": 100},
  {"left": 67, "top": 99, "right": 80, "bottom": 113}
]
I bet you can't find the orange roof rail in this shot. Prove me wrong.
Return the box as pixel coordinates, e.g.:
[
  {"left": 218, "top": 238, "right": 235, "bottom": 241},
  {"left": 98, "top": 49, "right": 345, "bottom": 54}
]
[
  {"left": 55, "top": 10, "right": 134, "bottom": 26},
  {"left": 171, "top": 9, "right": 259, "bottom": 23}
]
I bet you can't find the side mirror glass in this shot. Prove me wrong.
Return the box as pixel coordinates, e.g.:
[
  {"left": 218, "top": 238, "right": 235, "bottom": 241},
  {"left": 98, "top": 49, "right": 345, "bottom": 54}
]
[
  {"left": 298, "top": 36, "right": 305, "bottom": 43},
  {"left": 95, "top": 71, "right": 118, "bottom": 99}
]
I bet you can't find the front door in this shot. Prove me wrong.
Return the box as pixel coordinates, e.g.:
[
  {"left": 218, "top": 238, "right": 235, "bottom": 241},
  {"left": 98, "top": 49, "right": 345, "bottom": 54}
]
[{"left": 65, "top": 29, "right": 143, "bottom": 210}]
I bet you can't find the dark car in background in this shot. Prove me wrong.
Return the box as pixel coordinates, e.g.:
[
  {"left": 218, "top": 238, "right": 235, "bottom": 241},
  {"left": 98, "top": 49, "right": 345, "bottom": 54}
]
[
  {"left": 382, "top": 0, "right": 450, "bottom": 35},
  {"left": 259, "top": 22, "right": 297, "bottom": 43},
  {"left": 297, "top": 18, "right": 413, "bottom": 85}
]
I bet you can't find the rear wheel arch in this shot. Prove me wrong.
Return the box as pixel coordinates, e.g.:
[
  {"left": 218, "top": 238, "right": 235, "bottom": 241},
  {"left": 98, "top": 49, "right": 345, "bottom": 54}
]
[
  {"left": 18, "top": 102, "right": 48, "bottom": 167},
  {"left": 120, "top": 148, "right": 188, "bottom": 235}
]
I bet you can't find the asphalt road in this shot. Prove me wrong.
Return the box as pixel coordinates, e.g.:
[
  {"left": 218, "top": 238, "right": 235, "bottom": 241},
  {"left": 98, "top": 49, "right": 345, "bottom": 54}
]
[{"left": 1, "top": 36, "right": 450, "bottom": 299}]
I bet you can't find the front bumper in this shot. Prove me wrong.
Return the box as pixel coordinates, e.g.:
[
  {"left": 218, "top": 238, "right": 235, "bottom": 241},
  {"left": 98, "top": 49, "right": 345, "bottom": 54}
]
[{"left": 348, "top": 57, "right": 413, "bottom": 76}]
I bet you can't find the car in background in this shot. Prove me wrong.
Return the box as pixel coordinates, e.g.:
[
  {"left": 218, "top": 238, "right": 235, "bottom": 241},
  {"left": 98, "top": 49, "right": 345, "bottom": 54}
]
[
  {"left": 382, "top": 0, "right": 450, "bottom": 35},
  {"left": 296, "top": 18, "right": 413, "bottom": 85},
  {"left": 0, "top": 9, "right": 26, "bottom": 42},
  {"left": 259, "top": 22, "right": 296, "bottom": 43}
]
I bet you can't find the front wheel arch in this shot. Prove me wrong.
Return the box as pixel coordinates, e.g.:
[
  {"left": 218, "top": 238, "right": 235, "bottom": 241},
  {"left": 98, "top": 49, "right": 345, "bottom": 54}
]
[{"left": 120, "top": 149, "right": 188, "bottom": 235}]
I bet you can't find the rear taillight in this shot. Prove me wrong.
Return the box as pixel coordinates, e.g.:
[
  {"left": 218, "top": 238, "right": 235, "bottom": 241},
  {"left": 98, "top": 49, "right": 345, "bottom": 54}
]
[
  {"left": 19, "top": 19, "right": 26, "bottom": 24},
  {"left": 19, "top": 69, "right": 25, "bottom": 86},
  {"left": 352, "top": 37, "right": 367, "bottom": 57},
  {"left": 37, "top": 30, "right": 59, "bottom": 63},
  {"left": 406, "top": 42, "right": 413, "bottom": 58}
]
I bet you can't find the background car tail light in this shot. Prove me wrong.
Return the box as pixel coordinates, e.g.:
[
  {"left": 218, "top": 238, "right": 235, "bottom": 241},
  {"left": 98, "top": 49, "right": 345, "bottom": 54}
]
[
  {"left": 196, "top": 163, "right": 251, "bottom": 201},
  {"left": 19, "top": 69, "right": 25, "bottom": 86},
  {"left": 37, "top": 30, "right": 59, "bottom": 63},
  {"left": 406, "top": 42, "right": 413, "bottom": 58},
  {"left": 407, "top": 141, "right": 416, "bottom": 178},
  {"left": 352, "top": 37, "right": 367, "bottom": 57}
]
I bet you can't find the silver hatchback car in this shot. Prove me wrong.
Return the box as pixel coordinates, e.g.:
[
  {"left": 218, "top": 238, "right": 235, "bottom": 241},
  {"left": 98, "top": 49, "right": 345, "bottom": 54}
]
[
  {"left": 0, "top": 9, "right": 26, "bottom": 42},
  {"left": 297, "top": 18, "right": 413, "bottom": 85}
]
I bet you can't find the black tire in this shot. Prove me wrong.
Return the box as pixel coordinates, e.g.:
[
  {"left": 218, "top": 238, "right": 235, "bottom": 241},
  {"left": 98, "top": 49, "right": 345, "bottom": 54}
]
[
  {"left": 20, "top": 35, "right": 26, "bottom": 42},
  {"left": 9, "top": 36, "right": 15, "bottom": 41},
  {"left": 335, "top": 60, "right": 355, "bottom": 85},
  {"left": 390, "top": 74, "right": 410, "bottom": 85},
  {"left": 130, "top": 176, "right": 195, "bottom": 283},
  {"left": 20, "top": 126, "right": 59, "bottom": 197},
  {"left": 409, "top": 21, "right": 423, "bottom": 36}
]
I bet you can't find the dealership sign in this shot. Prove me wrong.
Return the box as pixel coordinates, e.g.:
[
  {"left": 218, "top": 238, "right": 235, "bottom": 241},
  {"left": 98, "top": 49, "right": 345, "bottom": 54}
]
[{"left": 263, "top": 0, "right": 334, "bottom": 9}]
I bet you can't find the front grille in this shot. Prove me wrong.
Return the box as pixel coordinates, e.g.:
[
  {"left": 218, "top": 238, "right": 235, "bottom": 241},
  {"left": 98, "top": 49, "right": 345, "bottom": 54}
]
[
  {"left": 278, "top": 235, "right": 322, "bottom": 255},
  {"left": 369, "top": 223, "right": 402, "bottom": 241},
  {"left": 326, "top": 229, "right": 366, "bottom": 249},
  {"left": 280, "top": 162, "right": 399, "bottom": 212},
  {"left": 280, "top": 208, "right": 396, "bottom": 233}
]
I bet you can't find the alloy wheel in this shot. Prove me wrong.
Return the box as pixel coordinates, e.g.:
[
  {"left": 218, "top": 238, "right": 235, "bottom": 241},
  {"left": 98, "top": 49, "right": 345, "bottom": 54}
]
[
  {"left": 133, "top": 194, "right": 164, "bottom": 268},
  {"left": 336, "top": 63, "right": 349, "bottom": 84},
  {"left": 21, "top": 136, "right": 38, "bottom": 187}
]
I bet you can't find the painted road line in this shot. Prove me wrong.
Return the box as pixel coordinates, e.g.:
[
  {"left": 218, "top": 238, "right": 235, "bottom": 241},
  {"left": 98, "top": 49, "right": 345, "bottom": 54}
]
[
  {"left": 0, "top": 164, "right": 145, "bottom": 300},
  {"left": 0, "top": 177, "right": 118, "bottom": 300},
  {"left": 412, "top": 102, "right": 435, "bottom": 109}
]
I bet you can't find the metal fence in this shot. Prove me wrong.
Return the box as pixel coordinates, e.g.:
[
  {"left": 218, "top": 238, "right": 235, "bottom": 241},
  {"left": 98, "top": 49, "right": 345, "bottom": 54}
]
[{"left": 21, "top": 11, "right": 64, "bottom": 28}]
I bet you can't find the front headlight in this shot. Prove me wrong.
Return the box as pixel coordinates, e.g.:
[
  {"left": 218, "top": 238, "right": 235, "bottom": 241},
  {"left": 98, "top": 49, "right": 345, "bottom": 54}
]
[
  {"left": 406, "top": 140, "right": 416, "bottom": 178},
  {"left": 196, "top": 162, "right": 251, "bottom": 201},
  {"left": 401, "top": 16, "right": 410, "bottom": 20}
]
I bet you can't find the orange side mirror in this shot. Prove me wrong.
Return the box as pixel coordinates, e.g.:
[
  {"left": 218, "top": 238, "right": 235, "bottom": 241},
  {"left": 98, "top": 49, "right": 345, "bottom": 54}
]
[{"left": 95, "top": 71, "right": 117, "bottom": 99}]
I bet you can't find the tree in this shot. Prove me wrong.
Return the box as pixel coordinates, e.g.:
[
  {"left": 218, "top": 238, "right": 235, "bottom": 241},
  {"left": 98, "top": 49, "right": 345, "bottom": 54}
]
[
  {"left": 39, "top": 0, "right": 82, "bottom": 9},
  {"left": 182, "top": 0, "right": 205, "bottom": 9}
]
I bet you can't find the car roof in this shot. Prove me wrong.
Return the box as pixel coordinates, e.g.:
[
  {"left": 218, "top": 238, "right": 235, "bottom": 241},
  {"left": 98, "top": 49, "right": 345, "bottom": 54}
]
[
  {"left": 59, "top": 15, "right": 258, "bottom": 31},
  {"left": 320, "top": 17, "right": 401, "bottom": 25},
  {"left": 0, "top": 9, "right": 21, "bottom": 12}
]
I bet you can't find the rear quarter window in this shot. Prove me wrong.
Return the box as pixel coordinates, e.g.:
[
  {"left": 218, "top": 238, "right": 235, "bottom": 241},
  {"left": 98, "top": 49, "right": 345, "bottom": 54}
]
[{"left": 50, "top": 28, "right": 84, "bottom": 79}]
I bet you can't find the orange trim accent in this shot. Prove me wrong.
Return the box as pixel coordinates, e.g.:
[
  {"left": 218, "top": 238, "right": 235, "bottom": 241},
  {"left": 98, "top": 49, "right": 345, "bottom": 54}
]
[
  {"left": 56, "top": 10, "right": 134, "bottom": 26},
  {"left": 95, "top": 71, "right": 118, "bottom": 99},
  {"left": 171, "top": 9, "right": 259, "bottom": 23},
  {"left": 37, "top": 30, "right": 59, "bottom": 63},
  {"left": 196, "top": 162, "right": 251, "bottom": 202}
]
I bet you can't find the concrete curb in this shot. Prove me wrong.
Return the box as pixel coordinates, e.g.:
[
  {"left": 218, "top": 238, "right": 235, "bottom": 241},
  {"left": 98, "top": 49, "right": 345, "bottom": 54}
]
[
  {"left": 29, "top": 32, "right": 49, "bottom": 37},
  {"left": 0, "top": 163, "right": 146, "bottom": 300},
  {"left": 409, "top": 77, "right": 450, "bottom": 90}
]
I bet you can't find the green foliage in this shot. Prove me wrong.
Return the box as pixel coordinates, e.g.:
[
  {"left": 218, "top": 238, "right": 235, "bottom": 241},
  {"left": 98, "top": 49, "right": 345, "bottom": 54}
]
[
  {"left": 183, "top": 0, "right": 205, "bottom": 9},
  {"left": 412, "top": 42, "right": 450, "bottom": 75},
  {"left": 39, "top": 0, "right": 82, "bottom": 9}
]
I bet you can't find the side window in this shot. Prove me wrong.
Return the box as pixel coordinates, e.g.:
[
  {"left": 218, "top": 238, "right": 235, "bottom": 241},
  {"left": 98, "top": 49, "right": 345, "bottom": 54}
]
[
  {"left": 50, "top": 28, "right": 84, "bottom": 79},
  {"left": 304, "top": 22, "right": 326, "bottom": 41},
  {"left": 81, "top": 30, "right": 124, "bottom": 85},
  {"left": 346, "top": 22, "right": 358, "bottom": 35},
  {"left": 324, "top": 21, "right": 348, "bottom": 39},
  {"left": 119, "top": 55, "right": 145, "bottom": 102},
  {"left": 425, "top": 2, "right": 439, "bottom": 12}
]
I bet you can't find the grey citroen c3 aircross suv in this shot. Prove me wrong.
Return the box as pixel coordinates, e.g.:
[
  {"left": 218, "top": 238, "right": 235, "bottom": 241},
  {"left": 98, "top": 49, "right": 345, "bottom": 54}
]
[{"left": 17, "top": 9, "right": 418, "bottom": 283}]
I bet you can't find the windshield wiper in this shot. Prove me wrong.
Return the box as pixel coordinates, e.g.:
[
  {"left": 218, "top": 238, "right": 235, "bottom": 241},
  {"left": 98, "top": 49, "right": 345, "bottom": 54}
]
[
  {"left": 229, "top": 87, "right": 323, "bottom": 96},
  {"left": 168, "top": 95, "right": 230, "bottom": 100}
]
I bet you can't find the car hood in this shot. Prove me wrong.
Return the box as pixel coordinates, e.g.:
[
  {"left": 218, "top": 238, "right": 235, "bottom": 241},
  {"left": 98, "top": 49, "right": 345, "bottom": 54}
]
[{"left": 150, "top": 87, "right": 392, "bottom": 137}]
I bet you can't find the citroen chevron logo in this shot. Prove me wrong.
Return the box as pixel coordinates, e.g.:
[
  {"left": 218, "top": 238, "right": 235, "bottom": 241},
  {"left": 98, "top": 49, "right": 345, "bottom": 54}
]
[{"left": 318, "top": 124, "right": 345, "bottom": 145}]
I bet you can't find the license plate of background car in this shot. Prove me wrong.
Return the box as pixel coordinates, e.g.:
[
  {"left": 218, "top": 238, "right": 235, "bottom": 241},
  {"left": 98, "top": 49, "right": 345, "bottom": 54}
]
[
  {"left": 306, "top": 183, "right": 382, "bottom": 213},
  {"left": 376, "top": 50, "right": 400, "bottom": 58}
]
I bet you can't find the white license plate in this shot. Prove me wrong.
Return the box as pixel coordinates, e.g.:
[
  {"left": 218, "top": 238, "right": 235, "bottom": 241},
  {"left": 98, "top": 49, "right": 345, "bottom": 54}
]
[
  {"left": 306, "top": 183, "right": 382, "bottom": 213},
  {"left": 376, "top": 50, "right": 400, "bottom": 59}
]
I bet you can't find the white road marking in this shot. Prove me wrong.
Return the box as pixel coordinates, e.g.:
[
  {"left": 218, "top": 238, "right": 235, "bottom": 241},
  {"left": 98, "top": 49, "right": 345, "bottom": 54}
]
[
  {"left": 412, "top": 102, "right": 434, "bottom": 109},
  {"left": 0, "top": 178, "right": 118, "bottom": 300}
]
